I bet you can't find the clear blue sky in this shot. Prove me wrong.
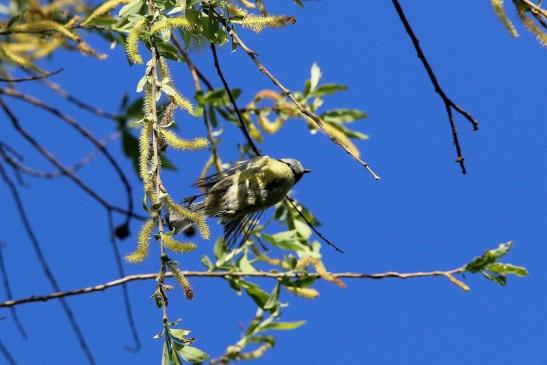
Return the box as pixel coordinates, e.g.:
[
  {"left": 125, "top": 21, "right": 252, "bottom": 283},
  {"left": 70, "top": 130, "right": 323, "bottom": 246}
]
[{"left": 1, "top": 1, "right": 546, "bottom": 364}]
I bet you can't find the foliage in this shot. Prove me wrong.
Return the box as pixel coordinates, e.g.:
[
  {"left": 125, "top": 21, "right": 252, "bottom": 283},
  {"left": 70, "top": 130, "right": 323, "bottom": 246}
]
[{"left": 0, "top": 0, "right": 539, "bottom": 364}]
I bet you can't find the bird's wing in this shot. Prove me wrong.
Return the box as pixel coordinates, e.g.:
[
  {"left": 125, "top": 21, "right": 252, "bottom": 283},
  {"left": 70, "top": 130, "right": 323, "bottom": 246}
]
[
  {"left": 222, "top": 210, "right": 264, "bottom": 249},
  {"left": 193, "top": 156, "right": 270, "bottom": 191}
]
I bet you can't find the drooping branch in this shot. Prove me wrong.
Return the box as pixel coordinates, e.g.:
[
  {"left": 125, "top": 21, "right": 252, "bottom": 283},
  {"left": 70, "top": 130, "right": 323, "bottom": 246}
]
[
  {"left": 390, "top": 0, "right": 479, "bottom": 175},
  {"left": 213, "top": 11, "right": 381, "bottom": 180},
  {"left": 210, "top": 43, "right": 261, "bottom": 157},
  {"left": 0, "top": 267, "right": 467, "bottom": 308},
  {"left": 0, "top": 161, "right": 96, "bottom": 365},
  {"left": 0, "top": 242, "right": 27, "bottom": 339},
  {"left": 0, "top": 68, "right": 63, "bottom": 83}
]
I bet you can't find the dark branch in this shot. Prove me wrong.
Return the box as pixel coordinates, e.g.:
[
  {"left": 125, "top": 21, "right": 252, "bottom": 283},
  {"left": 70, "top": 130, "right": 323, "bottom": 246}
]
[
  {"left": 0, "top": 68, "right": 62, "bottom": 83},
  {"left": 390, "top": 0, "right": 479, "bottom": 174},
  {"left": 0, "top": 267, "right": 466, "bottom": 308},
  {"left": 0, "top": 340, "right": 17, "bottom": 365},
  {"left": 106, "top": 212, "right": 141, "bottom": 352},
  {"left": 210, "top": 43, "right": 261, "bottom": 157},
  {"left": 0, "top": 161, "right": 96, "bottom": 365},
  {"left": 0, "top": 242, "right": 27, "bottom": 339}
]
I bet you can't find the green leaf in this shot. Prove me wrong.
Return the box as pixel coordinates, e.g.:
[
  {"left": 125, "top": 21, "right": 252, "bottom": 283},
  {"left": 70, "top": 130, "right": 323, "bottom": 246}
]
[
  {"left": 309, "top": 63, "right": 321, "bottom": 92},
  {"left": 487, "top": 263, "right": 528, "bottom": 277},
  {"left": 293, "top": 218, "right": 312, "bottom": 240},
  {"left": 293, "top": 0, "right": 304, "bottom": 6},
  {"left": 262, "top": 320, "right": 306, "bottom": 331},
  {"left": 238, "top": 253, "right": 257, "bottom": 273},
  {"left": 213, "top": 238, "right": 227, "bottom": 261},
  {"left": 119, "top": 0, "right": 144, "bottom": 18},
  {"left": 312, "top": 83, "right": 348, "bottom": 96},
  {"left": 322, "top": 109, "right": 367, "bottom": 123},
  {"left": 178, "top": 345, "right": 209, "bottom": 363},
  {"left": 240, "top": 281, "right": 270, "bottom": 308},
  {"left": 264, "top": 283, "right": 280, "bottom": 311},
  {"left": 465, "top": 241, "right": 513, "bottom": 273},
  {"left": 156, "top": 41, "right": 180, "bottom": 61},
  {"left": 482, "top": 271, "right": 507, "bottom": 286},
  {"left": 262, "top": 230, "right": 307, "bottom": 252}
]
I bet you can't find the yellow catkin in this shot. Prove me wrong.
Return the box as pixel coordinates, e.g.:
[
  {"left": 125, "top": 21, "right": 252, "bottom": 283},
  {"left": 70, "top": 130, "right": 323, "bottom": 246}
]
[
  {"left": 159, "top": 129, "right": 208, "bottom": 151},
  {"left": 491, "top": 0, "right": 519, "bottom": 37},
  {"left": 0, "top": 43, "right": 35, "bottom": 69},
  {"left": 138, "top": 121, "right": 152, "bottom": 184},
  {"left": 445, "top": 273, "right": 470, "bottom": 292},
  {"left": 10, "top": 20, "right": 79, "bottom": 40},
  {"left": 161, "top": 234, "right": 198, "bottom": 253},
  {"left": 240, "top": 15, "right": 296, "bottom": 32},
  {"left": 297, "top": 256, "right": 346, "bottom": 288},
  {"left": 516, "top": 3, "right": 547, "bottom": 46},
  {"left": 125, "top": 219, "right": 155, "bottom": 263},
  {"left": 150, "top": 17, "right": 192, "bottom": 35},
  {"left": 166, "top": 197, "right": 210, "bottom": 240},
  {"left": 320, "top": 120, "right": 361, "bottom": 158},
  {"left": 286, "top": 286, "right": 320, "bottom": 299},
  {"left": 126, "top": 18, "right": 146, "bottom": 64},
  {"left": 238, "top": 0, "right": 256, "bottom": 9},
  {"left": 158, "top": 57, "right": 194, "bottom": 113},
  {"left": 170, "top": 264, "right": 194, "bottom": 299},
  {"left": 82, "top": 0, "right": 131, "bottom": 26},
  {"left": 171, "top": 92, "right": 194, "bottom": 113}
]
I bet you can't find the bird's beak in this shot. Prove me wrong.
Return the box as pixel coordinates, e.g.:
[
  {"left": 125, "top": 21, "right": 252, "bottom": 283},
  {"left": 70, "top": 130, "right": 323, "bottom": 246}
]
[{"left": 303, "top": 168, "right": 311, "bottom": 174}]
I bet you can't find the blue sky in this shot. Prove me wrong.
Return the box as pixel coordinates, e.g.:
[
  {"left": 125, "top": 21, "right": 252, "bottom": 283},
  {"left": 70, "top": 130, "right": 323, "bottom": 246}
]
[{"left": 1, "top": 1, "right": 546, "bottom": 364}]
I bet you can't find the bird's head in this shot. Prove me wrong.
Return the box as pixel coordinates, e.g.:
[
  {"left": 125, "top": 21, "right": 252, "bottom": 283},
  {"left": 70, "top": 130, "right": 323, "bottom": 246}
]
[{"left": 280, "top": 158, "right": 311, "bottom": 183}]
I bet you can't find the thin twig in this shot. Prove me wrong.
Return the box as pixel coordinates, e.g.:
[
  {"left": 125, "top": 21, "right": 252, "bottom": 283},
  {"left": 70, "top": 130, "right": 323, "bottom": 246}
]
[
  {"left": 0, "top": 340, "right": 17, "bottom": 365},
  {"left": 390, "top": 0, "right": 479, "bottom": 175},
  {"left": 520, "top": 0, "right": 547, "bottom": 18},
  {"left": 213, "top": 11, "right": 380, "bottom": 180},
  {"left": 0, "top": 68, "right": 63, "bottom": 83},
  {"left": 0, "top": 132, "right": 120, "bottom": 179},
  {"left": 0, "top": 267, "right": 466, "bottom": 308},
  {"left": 0, "top": 242, "right": 27, "bottom": 339},
  {"left": 210, "top": 43, "right": 261, "bottom": 157},
  {"left": 39, "top": 77, "right": 119, "bottom": 121},
  {"left": 0, "top": 88, "right": 134, "bottom": 226},
  {"left": 285, "top": 197, "right": 344, "bottom": 253},
  {"left": 106, "top": 211, "right": 141, "bottom": 352},
  {"left": 0, "top": 162, "right": 96, "bottom": 365},
  {"left": 0, "top": 97, "right": 143, "bottom": 221}
]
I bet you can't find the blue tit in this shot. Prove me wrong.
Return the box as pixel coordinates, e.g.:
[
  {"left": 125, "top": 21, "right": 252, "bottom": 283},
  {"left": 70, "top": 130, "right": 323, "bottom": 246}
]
[{"left": 168, "top": 155, "right": 311, "bottom": 247}]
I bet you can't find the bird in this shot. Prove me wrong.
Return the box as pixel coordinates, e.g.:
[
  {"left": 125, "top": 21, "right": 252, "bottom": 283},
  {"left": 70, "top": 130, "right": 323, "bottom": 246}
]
[{"left": 168, "top": 155, "right": 311, "bottom": 247}]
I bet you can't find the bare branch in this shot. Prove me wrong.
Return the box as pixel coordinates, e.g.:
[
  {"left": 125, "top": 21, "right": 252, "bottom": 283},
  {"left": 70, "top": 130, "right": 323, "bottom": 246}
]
[
  {"left": 0, "top": 88, "right": 135, "bottom": 226},
  {"left": 213, "top": 11, "right": 381, "bottom": 180},
  {"left": 0, "top": 242, "right": 27, "bottom": 339},
  {"left": 106, "top": 212, "right": 141, "bottom": 352},
  {"left": 210, "top": 43, "right": 261, "bottom": 157},
  {"left": 390, "top": 0, "right": 479, "bottom": 174},
  {"left": 0, "top": 97, "right": 144, "bottom": 221},
  {"left": 0, "top": 162, "right": 96, "bottom": 365},
  {"left": 0, "top": 132, "right": 119, "bottom": 179},
  {"left": 0, "top": 267, "right": 466, "bottom": 308},
  {"left": 0, "top": 339, "right": 17, "bottom": 365},
  {"left": 0, "top": 68, "right": 63, "bottom": 83}
]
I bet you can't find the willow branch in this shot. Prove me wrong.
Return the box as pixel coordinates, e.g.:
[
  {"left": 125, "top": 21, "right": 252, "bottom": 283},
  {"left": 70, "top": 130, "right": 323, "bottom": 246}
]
[
  {"left": 214, "top": 12, "right": 380, "bottom": 180},
  {"left": 0, "top": 132, "right": 119, "bottom": 179},
  {"left": 391, "top": 0, "right": 479, "bottom": 175},
  {"left": 210, "top": 42, "right": 261, "bottom": 157},
  {"left": 0, "top": 267, "right": 467, "bottom": 308},
  {"left": 0, "top": 68, "right": 62, "bottom": 83},
  {"left": 520, "top": 0, "right": 547, "bottom": 18},
  {"left": 0, "top": 242, "right": 27, "bottom": 339},
  {"left": 106, "top": 211, "right": 141, "bottom": 352},
  {"left": 0, "top": 161, "right": 96, "bottom": 365},
  {"left": 0, "top": 89, "right": 135, "bottom": 224},
  {"left": 0, "top": 340, "right": 17, "bottom": 365},
  {"left": 0, "top": 97, "right": 144, "bottom": 220}
]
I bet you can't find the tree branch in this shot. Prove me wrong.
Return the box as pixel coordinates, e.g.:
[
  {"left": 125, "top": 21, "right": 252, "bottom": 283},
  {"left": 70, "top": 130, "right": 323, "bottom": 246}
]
[
  {"left": 213, "top": 11, "right": 381, "bottom": 180},
  {"left": 0, "top": 267, "right": 467, "bottom": 308},
  {"left": 0, "top": 242, "right": 27, "bottom": 339},
  {"left": 210, "top": 43, "right": 261, "bottom": 157},
  {"left": 390, "top": 0, "right": 479, "bottom": 175},
  {"left": 0, "top": 68, "right": 62, "bottom": 83},
  {"left": 0, "top": 161, "right": 96, "bottom": 364}
]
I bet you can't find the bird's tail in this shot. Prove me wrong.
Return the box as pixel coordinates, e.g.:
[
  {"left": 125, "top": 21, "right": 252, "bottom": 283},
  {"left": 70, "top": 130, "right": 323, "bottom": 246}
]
[{"left": 167, "top": 200, "right": 206, "bottom": 235}]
